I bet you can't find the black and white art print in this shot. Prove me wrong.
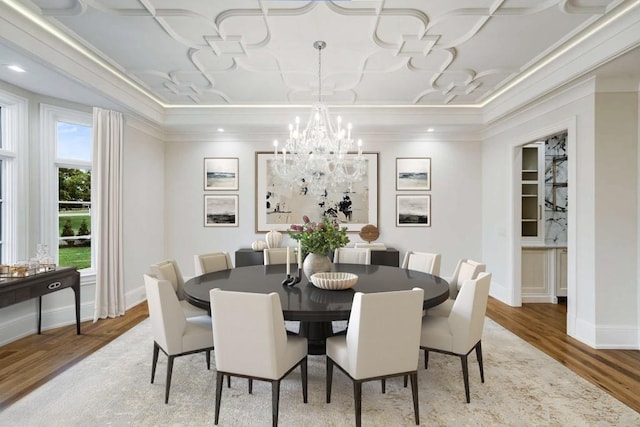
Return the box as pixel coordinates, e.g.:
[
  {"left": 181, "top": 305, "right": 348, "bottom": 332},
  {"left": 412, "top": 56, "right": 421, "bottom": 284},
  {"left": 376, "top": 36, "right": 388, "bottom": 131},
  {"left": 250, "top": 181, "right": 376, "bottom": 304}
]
[
  {"left": 396, "top": 194, "right": 431, "bottom": 227},
  {"left": 396, "top": 157, "right": 431, "bottom": 191},
  {"left": 204, "top": 157, "right": 238, "bottom": 190},
  {"left": 204, "top": 195, "right": 238, "bottom": 227},
  {"left": 255, "top": 152, "right": 378, "bottom": 232}
]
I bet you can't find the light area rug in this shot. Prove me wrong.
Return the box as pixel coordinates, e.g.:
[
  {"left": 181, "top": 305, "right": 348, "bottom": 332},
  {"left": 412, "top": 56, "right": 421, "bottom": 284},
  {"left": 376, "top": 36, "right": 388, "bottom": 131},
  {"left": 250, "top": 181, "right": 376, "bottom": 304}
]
[{"left": 1, "top": 318, "right": 638, "bottom": 427}]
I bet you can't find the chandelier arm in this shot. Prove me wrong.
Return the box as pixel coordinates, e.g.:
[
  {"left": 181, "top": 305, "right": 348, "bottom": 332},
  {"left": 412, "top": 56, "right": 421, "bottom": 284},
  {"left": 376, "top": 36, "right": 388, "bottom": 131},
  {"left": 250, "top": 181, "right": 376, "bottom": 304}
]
[{"left": 271, "top": 40, "right": 365, "bottom": 198}]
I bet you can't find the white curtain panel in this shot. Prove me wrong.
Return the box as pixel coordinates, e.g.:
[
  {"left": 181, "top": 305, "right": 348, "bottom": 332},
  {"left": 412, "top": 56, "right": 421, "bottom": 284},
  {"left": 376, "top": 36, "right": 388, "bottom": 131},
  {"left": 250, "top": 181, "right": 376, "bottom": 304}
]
[{"left": 92, "top": 107, "right": 125, "bottom": 321}]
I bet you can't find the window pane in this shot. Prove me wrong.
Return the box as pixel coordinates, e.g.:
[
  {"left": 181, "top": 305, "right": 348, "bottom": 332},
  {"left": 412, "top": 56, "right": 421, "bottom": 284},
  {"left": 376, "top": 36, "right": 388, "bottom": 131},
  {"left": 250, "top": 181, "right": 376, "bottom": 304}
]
[
  {"left": 58, "top": 167, "right": 91, "bottom": 270},
  {"left": 57, "top": 121, "right": 92, "bottom": 161},
  {"left": 0, "top": 158, "right": 3, "bottom": 263}
]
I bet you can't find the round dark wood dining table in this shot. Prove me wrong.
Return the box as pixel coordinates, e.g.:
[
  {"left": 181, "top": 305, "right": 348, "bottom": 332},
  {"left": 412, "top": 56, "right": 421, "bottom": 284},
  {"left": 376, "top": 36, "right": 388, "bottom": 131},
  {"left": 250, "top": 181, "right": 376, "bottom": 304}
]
[{"left": 183, "top": 263, "right": 449, "bottom": 354}]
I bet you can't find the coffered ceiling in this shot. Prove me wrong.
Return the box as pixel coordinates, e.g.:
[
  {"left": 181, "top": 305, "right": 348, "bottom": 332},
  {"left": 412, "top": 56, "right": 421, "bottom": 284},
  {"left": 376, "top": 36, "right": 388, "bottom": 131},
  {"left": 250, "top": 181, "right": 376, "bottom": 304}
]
[{"left": 2, "top": 0, "right": 637, "bottom": 111}]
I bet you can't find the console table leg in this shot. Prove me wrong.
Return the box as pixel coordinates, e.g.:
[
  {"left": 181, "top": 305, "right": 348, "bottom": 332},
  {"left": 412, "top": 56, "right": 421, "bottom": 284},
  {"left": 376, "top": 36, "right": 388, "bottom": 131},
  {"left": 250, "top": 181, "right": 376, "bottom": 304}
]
[
  {"left": 73, "top": 284, "right": 81, "bottom": 335},
  {"left": 37, "top": 296, "right": 42, "bottom": 334}
]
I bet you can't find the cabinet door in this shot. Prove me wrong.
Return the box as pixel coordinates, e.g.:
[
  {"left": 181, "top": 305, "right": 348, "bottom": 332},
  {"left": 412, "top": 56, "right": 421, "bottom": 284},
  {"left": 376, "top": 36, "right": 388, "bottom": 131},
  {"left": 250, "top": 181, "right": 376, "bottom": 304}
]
[
  {"left": 522, "top": 248, "right": 556, "bottom": 303},
  {"left": 556, "top": 248, "right": 568, "bottom": 297},
  {"left": 521, "top": 143, "right": 545, "bottom": 242}
]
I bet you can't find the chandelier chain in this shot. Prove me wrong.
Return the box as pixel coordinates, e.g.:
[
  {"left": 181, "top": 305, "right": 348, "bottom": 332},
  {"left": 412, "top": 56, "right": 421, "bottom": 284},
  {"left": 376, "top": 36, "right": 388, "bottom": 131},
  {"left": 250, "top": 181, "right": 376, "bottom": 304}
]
[{"left": 318, "top": 42, "right": 322, "bottom": 103}]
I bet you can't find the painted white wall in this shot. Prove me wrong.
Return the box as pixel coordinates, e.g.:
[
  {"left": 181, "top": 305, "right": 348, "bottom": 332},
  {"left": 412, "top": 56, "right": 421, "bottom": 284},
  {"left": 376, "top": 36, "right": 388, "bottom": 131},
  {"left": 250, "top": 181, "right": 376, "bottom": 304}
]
[
  {"left": 122, "top": 120, "right": 166, "bottom": 305},
  {"left": 593, "top": 92, "right": 638, "bottom": 346},
  {"left": 163, "top": 134, "right": 483, "bottom": 279},
  {"left": 483, "top": 77, "right": 639, "bottom": 348}
]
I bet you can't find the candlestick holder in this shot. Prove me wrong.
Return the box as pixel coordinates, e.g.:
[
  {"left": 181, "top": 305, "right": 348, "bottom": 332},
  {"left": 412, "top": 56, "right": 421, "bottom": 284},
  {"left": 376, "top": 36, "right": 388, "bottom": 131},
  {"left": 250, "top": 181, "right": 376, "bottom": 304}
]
[{"left": 282, "top": 268, "right": 302, "bottom": 287}]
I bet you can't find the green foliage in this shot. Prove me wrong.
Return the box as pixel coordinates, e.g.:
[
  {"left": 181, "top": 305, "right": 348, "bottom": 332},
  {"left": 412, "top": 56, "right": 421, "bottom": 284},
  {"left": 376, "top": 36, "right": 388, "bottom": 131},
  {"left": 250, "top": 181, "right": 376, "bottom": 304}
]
[
  {"left": 58, "top": 214, "right": 90, "bottom": 235},
  {"left": 289, "top": 216, "right": 349, "bottom": 255},
  {"left": 58, "top": 246, "right": 91, "bottom": 270},
  {"left": 77, "top": 219, "right": 90, "bottom": 236},
  {"left": 61, "top": 219, "right": 75, "bottom": 237},
  {"left": 59, "top": 168, "right": 91, "bottom": 202}
]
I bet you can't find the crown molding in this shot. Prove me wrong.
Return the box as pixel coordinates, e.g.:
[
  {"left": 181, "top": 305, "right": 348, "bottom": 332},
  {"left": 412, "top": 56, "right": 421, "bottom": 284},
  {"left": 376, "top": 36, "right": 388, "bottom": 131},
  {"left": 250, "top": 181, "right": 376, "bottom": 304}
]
[
  {"left": 482, "top": 77, "right": 596, "bottom": 140},
  {"left": 0, "top": 1, "right": 165, "bottom": 124},
  {"left": 483, "top": 0, "right": 640, "bottom": 124}
]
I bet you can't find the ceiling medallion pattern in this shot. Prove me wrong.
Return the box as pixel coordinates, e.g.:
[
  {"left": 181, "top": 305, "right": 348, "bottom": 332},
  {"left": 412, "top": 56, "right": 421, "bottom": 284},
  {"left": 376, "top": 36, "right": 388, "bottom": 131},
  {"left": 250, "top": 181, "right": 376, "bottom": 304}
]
[{"left": 32, "top": 0, "right": 617, "bottom": 106}]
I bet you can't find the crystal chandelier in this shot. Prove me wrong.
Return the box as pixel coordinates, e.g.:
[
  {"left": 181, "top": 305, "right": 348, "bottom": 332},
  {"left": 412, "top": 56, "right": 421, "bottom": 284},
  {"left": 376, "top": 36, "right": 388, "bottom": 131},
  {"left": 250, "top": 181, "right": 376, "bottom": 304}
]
[{"left": 271, "top": 41, "right": 365, "bottom": 197}]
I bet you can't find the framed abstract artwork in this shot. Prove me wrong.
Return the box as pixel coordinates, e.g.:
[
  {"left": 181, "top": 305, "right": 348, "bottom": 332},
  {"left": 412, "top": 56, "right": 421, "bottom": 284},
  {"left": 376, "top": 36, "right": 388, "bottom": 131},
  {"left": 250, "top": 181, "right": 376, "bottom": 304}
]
[
  {"left": 204, "top": 157, "right": 238, "bottom": 190},
  {"left": 396, "top": 157, "right": 431, "bottom": 191},
  {"left": 396, "top": 194, "right": 431, "bottom": 227},
  {"left": 255, "top": 152, "right": 379, "bottom": 232},
  {"left": 204, "top": 195, "right": 238, "bottom": 227}
]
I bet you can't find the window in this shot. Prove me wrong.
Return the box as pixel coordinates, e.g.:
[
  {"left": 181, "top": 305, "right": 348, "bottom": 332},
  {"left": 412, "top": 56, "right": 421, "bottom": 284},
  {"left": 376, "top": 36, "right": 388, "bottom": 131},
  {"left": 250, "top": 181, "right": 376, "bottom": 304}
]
[
  {"left": 41, "top": 105, "right": 94, "bottom": 274},
  {"left": 0, "top": 90, "right": 28, "bottom": 265}
]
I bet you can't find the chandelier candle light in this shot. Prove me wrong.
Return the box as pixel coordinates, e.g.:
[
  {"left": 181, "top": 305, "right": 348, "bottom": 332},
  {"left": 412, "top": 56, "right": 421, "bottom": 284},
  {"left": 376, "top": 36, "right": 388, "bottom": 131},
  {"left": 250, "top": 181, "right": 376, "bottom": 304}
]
[{"left": 272, "top": 41, "right": 366, "bottom": 196}]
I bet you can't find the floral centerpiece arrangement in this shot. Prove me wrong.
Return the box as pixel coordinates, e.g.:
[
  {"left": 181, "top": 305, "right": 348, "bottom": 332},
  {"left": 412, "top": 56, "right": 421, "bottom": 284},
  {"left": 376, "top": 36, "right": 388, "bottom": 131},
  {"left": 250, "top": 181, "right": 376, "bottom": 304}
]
[{"left": 289, "top": 215, "right": 349, "bottom": 255}]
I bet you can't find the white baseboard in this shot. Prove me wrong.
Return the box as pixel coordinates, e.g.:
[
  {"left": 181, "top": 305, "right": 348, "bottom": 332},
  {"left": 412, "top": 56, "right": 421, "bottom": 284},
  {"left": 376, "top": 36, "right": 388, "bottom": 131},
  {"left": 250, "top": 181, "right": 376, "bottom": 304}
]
[
  {"left": 521, "top": 294, "right": 556, "bottom": 303},
  {"left": 594, "top": 325, "right": 639, "bottom": 349},
  {"left": 571, "top": 316, "right": 639, "bottom": 349}
]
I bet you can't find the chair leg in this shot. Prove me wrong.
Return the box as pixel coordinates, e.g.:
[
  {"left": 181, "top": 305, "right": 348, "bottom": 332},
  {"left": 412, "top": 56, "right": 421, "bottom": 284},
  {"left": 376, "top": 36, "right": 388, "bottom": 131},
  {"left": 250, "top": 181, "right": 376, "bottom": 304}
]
[
  {"left": 475, "top": 341, "right": 485, "bottom": 383},
  {"left": 301, "top": 357, "right": 308, "bottom": 403},
  {"left": 227, "top": 375, "right": 231, "bottom": 388},
  {"left": 381, "top": 379, "right": 386, "bottom": 393},
  {"left": 410, "top": 372, "right": 420, "bottom": 425},
  {"left": 460, "top": 354, "right": 470, "bottom": 403},
  {"left": 214, "top": 371, "right": 224, "bottom": 425},
  {"left": 151, "top": 342, "right": 160, "bottom": 383},
  {"left": 249, "top": 378, "right": 253, "bottom": 394},
  {"left": 206, "top": 350, "right": 211, "bottom": 370},
  {"left": 354, "top": 381, "right": 362, "bottom": 427},
  {"left": 272, "top": 379, "right": 281, "bottom": 427},
  {"left": 424, "top": 348, "right": 430, "bottom": 369},
  {"left": 326, "top": 356, "right": 333, "bottom": 403},
  {"left": 404, "top": 375, "right": 408, "bottom": 388},
  {"left": 165, "top": 355, "right": 174, "bottom": 404}
]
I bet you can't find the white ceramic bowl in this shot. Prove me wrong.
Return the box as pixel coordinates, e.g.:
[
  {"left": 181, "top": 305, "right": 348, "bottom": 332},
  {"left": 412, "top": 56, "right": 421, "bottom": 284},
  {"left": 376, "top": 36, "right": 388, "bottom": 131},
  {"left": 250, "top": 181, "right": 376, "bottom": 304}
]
[{"left": 310, "top": 272, "right": 358, "bottom": 290}]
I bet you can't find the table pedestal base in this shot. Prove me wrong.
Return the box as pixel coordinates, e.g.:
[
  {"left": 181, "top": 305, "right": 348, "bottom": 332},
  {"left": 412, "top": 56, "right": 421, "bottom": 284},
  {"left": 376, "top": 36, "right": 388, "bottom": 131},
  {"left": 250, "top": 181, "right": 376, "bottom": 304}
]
[{"left": 299, "top": 321, "right": 335, "bottom": 355}]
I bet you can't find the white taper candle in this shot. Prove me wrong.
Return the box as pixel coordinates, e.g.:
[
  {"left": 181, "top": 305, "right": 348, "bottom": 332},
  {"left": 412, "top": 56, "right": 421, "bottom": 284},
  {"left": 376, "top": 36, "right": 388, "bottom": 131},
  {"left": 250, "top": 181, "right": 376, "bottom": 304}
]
[{"left": 286, "top": 248, "right": 290, "bottom": 275}]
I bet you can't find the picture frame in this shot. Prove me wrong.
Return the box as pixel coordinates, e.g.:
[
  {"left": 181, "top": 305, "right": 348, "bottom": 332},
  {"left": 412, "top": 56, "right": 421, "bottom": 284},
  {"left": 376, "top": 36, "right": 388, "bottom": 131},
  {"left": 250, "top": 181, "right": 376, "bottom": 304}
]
[
  {"left": 396, "top": 157, "right": 431, "bottom": 191},
  {"left": 396, "top": 194, "right": 431, "bottom": 227},
  {"left": 204, "top": 157, "right": 238, "bottom": 191},
  {"left": 204, "top": 195, "right": 238, "bottom": 227},
  {"left": 255, "top": 152, "right": 379, "bottom": 232}
]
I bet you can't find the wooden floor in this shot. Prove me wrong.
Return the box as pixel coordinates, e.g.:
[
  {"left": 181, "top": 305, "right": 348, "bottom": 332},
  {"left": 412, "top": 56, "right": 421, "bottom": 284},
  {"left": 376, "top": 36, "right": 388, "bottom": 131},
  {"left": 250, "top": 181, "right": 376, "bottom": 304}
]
[
  {"left": 487, "top": 297, "right": 640, "bottom": 413},
  {"left": 1, "top": 298, "right": 639, "bottom": 414},
  {"left": 0, "top": 302, "right": 149, "bottom": 411}
]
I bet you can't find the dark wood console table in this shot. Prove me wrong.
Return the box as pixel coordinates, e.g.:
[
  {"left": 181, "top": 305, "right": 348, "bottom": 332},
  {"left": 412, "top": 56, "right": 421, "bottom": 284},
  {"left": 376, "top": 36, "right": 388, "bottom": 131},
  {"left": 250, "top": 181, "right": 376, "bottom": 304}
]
[
  {"left": 0, "top": 267, "right": 81, "bottom": 335},
  {"left": 236, "top": 247, "right": 400, "bottom": 268}
]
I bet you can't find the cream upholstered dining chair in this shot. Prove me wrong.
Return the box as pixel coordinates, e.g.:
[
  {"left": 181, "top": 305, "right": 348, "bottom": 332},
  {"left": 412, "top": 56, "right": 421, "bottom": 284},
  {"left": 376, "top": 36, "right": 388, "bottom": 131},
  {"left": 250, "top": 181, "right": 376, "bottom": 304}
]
[
  {"left": 210, "top": 289, "right": 308, "bottom": 427},
  {"left": 427, "top": 258, "right": 486, "bottom": 317},
  {"left": 420, "top": 272, "right": 492, "bottom": 403},
  {"left": 263, "top": 247, "right": 293, "bottom": 265},
  {"left": 333, "top": 247, "right": 371, "bottom": 265},
  {"left": 326, "top": 288, "right": 424, "bottom": 427},
  {"left": 401, "top": 251, "right": 441, "bottom": 275},
  {"left": 194, "top": 251, "right": 233, "bottom": 276},
  {"left": 144, "top": 274, "right": 214, "bottom": 404},
  {"left": 151, "top": 259, "right": 208, "bottom": 318}
]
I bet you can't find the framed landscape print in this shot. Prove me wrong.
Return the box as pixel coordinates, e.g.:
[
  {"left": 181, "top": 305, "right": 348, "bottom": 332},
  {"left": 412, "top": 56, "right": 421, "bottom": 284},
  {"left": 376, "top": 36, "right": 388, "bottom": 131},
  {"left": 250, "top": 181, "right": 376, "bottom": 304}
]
[
  {"left": 204, "top": 157, "right": 238, "bottom": 190},
  {"left": 255, "top": 152, "right": 378, "bottom": 232},
  {"left": 396, "top": 194, "right": 431, "bottom": 227},
  {"left": 396, "top": 157, "right": 431, "bottom": 191},
  {"left": 204, "top": 195, "right": 238, "bottom": 227}
]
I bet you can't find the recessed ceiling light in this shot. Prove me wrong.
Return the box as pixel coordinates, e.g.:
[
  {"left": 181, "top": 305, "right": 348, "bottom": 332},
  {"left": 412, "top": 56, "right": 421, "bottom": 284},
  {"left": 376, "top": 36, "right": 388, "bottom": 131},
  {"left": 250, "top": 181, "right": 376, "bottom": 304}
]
[
  {"left": 217, "top": 128, "right": 224, "bottom": 132},
  {"left": 7, "top": 64, "right": 26, "bottom": 73},
  {"left": 427, "top": 128, "right": 434, "bottom": 132}
]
